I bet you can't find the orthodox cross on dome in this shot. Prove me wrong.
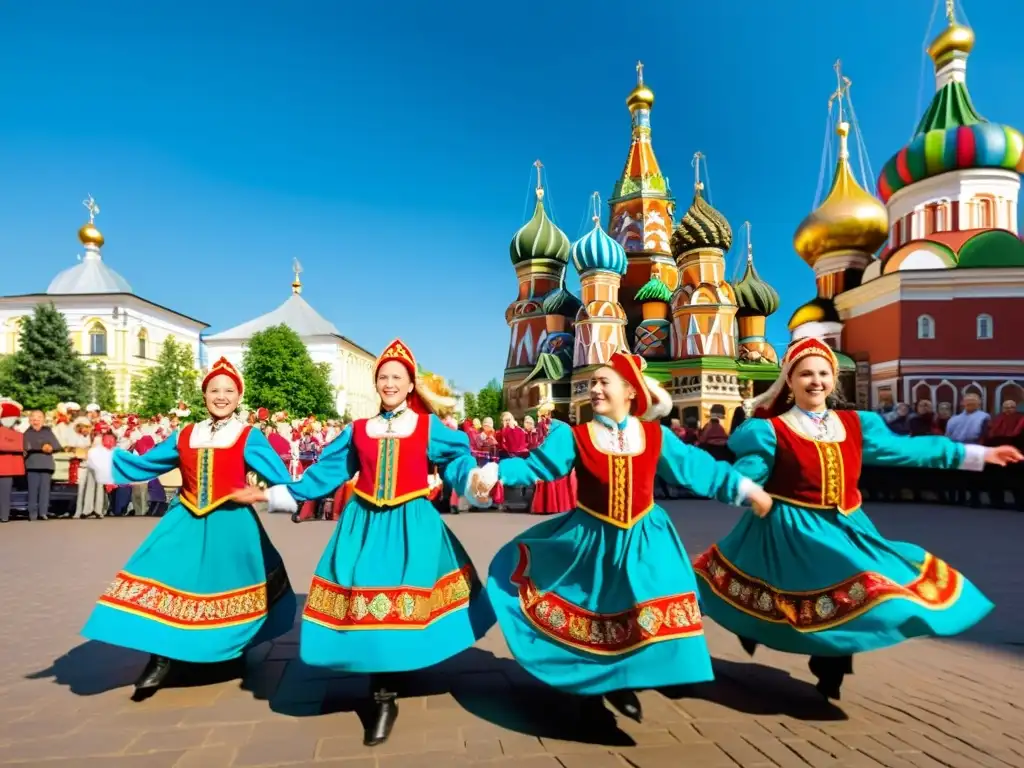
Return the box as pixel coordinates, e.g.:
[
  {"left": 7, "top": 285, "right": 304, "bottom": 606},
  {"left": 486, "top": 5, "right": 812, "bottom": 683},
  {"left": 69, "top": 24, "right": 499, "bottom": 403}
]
[
  {"left": 635, "top": 60, "right": 645, "bottom": 86},
  {"left": 744, "top": 221, "right": 753, "bottom": 263},
  {"left": 691, "top": 151, "right": 704, "bottom": 192},
  {"left": 291, "top": 258, "right": 303, "bottom": 294},
  {"left": 533, "top": 159, "right": 545, "bottom": 200},
  {"left": 828, "top": 59, "right": 852, "bottom": 124},
  {"left": 82, "top": 195, "right": 100, "bottom": 223},
  {"left": 590, "top": 191, "right": 602, "bottom": 225},
  {"left": 945, "top": 0, "right": 956, "bottom": 24}
]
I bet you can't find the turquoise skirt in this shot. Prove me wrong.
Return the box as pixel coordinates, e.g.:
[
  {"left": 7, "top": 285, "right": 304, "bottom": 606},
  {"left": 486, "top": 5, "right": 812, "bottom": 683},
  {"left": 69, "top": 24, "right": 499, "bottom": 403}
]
[
  {"left": 81, "top": 501, "right": 296, "bottom": 663},
  {"left": 299, "top": 495, "right": 495, "bottom": 673},
  {"left": 486, "top": 506, "right": 713, "bottom": 696},
  {"left": 693, "top": 502, "right": 994, "bottom": 656}
]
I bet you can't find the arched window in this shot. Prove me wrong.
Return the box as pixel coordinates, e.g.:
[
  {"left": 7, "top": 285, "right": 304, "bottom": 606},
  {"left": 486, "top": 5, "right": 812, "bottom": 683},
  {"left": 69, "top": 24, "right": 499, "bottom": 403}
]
[
  {"left": 137, "top": 330, "right": 148, "bottom": 358},
  {"left": 977, "top": 313, "right": 993, "bottom": 340},
  {"left": 88, "top": 323, "right": 107, "bottom": 356},
  {"left": 976, "top": 196, "right": 994, "bottom": 228},
  {"left": 917, "top": 314, "right": 935, "bottom": 340}
]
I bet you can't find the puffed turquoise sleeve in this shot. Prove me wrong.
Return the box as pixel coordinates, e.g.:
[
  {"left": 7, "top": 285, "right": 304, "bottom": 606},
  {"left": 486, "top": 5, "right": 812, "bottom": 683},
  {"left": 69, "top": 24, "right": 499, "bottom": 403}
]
[
  {"left": 498, "top": 421, "right": 576, "bottom": 486},
  {"left": 266, "top": 426, "right": 356, "bottom": 511},
  {"left": 92, "top": 433, "right": 181, "bottom": 485},
  {"left": 426, "top": 414, "right": 480, "bottom": 497},
  {"left": 656, "top": 426, "right": 757, "bottom": 505},
  {"left": 858, "top": 411, "right": 984, "bottom": 470},
  {"left": 242, "top": 429, "right": 294, "bottom": 486},
  {"left": 725, "top": 418, "right": 777, "bottom": 486}
]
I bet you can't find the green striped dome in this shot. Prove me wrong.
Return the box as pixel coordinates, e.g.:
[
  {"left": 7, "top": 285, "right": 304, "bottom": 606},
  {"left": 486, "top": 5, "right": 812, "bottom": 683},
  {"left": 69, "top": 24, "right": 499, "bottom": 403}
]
[{"left": 510, "top": 198, "right": 570, "bottom": 265}]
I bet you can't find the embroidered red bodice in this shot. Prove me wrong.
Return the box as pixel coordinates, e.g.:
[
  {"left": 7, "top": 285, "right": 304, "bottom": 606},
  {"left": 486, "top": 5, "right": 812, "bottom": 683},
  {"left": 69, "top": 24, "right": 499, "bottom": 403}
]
[
  {"left": 572, "top": 421, "right": 661, "bottom": 528},
  {"left": 352, "top": 415, "right": 431, "bottom": 506},
  {"left": 177, "top": 424, "right": 252, "bottom": 516},
  {"left": 762, "top": 410, "right": 864, "bottom": 514}
]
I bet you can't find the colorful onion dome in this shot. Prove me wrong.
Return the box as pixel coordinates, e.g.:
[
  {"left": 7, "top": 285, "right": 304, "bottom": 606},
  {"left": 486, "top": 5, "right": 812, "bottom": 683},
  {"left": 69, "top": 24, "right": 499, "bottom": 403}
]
[
  {"left": 787, "top": 296, "right": 840, "bottom": 332},
  {"left": 572, "top": 218, "right": 628, "bottom": 275},
  {"left": 510, "top": 188, "right": 570, "bottom": 265},
  {"left": 734, "top": 253, "right": 779, "bottom": 317},
  {"left": 671, "top": 184, "right": 732, "bottom": 255},
  {"left": 541, "top": 286, "right": 582, "bottom": 318},
  {"left": 877, "top": 15, "right": 1024, "bottom": 203},
  {"left": 634, "top": 274, "right": 672, "bottom": 303},
  {"left": 795, "top": 122, "right": 888, "bottom": 266}
]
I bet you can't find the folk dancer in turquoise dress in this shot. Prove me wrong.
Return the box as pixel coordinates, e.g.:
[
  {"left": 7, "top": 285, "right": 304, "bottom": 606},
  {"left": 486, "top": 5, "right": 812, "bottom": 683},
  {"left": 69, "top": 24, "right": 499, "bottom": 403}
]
[
  {"left": 83, "top": 357, "right": 297, "bottom": 699},
  {"left": 249, "top": 339, "right": 496, "bottom": 747},
  {"left": 475, "top": 352, "right": 774, "bottom": 723},
  {"left": 692, "top": 336, "right": 1022, "bottom": 700}
]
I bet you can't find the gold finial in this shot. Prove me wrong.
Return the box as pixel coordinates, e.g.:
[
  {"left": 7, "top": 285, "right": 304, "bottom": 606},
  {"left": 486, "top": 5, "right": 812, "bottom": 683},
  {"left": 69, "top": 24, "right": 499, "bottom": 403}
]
[
  {"left": 533, "top": 159, "right": 545, "bottom": 201},
  {"left": 78, "top": 194, "right": 104, "bottom": 248},
  {"left": 744, "top": 221, "right": 753, "bottom": 263},
  {"left": 292, "top": 258, "right": 303, "bottom": 294},
  {"left": 928, "top": 0, "right": 974, "bottom": 65},
  {"left": 590, "top": 192, "right": 601, "bottom": 226},
  {"left": 636, "top": 60, "right": 645, "bottom": 85},
  {"left": 828, "top": 60, "right": 852, "bottom": 158},
  {"left": 691, "top": 151, "right": 704, "bottom": 192}
]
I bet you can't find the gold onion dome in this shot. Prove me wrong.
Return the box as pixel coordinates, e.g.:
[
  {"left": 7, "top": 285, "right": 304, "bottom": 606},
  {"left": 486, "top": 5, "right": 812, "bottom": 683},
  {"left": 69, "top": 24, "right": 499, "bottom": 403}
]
[
  {"left": 626, "top": 60, "right": 654, "bottom": 111},
  {"left": 788, "top": 296, "right": 841, "bottom": 332},
  {"left": 671, "top": 184, "right": 733, "bottom": 255},
  {"left": 793, "top": 122, "right": 888, "bottom": 267},
  {"left": 78, "top": 221, "right": 104, "bottom": 248},
  {"left": 927, "top": 19, "right": 974, "bottom": 66}
]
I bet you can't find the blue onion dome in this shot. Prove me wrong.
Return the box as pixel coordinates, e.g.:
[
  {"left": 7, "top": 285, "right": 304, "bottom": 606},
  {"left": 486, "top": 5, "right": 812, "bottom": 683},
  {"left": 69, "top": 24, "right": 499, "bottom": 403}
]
[
  {"left": 541, "top": 285, "right": 582, "bottom": 318},
  {"left": 733, "top": 254, "right": 779, "bottom": 317},
  {"left": 671, "top": 184, "right": 733, "bottom": 255},
  {"left": 571, "top": 218, "right": 628, "bottom": 275},
  {"left": 634, "top": 274, "right": 672, "bottom": 303},
  {"left": 510, "top": 191, "right": 570, "bottom": 265}
]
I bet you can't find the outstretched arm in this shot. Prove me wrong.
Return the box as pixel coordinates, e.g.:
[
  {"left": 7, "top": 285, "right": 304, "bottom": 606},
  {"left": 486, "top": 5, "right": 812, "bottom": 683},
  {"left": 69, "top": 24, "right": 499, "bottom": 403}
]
[
  {"left": 265, "top": 426, "right": 357, "bottom": 513},
  {"left": 87, "top": 434, "right": 180, "bottom": 485},
  {"left": 656, "top": 425, "right": 762, "bottom": 506},
  {"left": 243, "top": 429, "right": 295, "bottom": 487},
  {"left": 497, "top": 421, "right": 575, "bottom": 486},
  {"left": 859, "top": 411, "right": 988, "bottom": 470},
  {"left": 426, "top": 415, "right": 491, "bottom": 505}
]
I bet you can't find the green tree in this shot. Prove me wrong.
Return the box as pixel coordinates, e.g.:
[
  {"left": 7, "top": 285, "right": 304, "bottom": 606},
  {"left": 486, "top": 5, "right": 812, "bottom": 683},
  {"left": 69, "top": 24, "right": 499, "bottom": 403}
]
[
  {"left": 0, "top": 355, "right": 16, "bottom": 397},
  {"left": 241, "top": 324, "right": 337, "bottom": 418},
  {"left": 474, "top": 378, "right": 504, "bottom": 423},
  {"left": 85, "top": 361, "right": 119, "bottom": 411},
  {"left": 4, "top": 303, "right": 87, "bottom": 410},
  {"left": 131, "top": 337, "right": 203, "bottom": 417},
  {"left": 462, "top": 391, "right": 478, "bottom": 421}
]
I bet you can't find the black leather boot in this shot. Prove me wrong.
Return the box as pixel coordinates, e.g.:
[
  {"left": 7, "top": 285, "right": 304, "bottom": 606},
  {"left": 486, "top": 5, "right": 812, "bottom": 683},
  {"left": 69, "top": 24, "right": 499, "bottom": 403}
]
[
  {"left": 604, "top": 689, "right": 642, "bottom": 723},
  {"left": 739, "top": 636, "right": 759, "bottom": 656},
  {"left": 808, "top": 655, "right": 852, "bottom": 701},
  {"left": 134, "top": 655, "right": 173, "bottom": 695},
  {"left": 364, "top": 677, "right": 399, "bottom": 746}
]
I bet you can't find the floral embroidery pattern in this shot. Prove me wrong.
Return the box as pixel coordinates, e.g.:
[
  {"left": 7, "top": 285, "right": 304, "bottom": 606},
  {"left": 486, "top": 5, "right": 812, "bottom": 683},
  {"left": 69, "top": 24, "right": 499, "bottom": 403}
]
[
  {"left": 819, "top": 442, "right": 842, "bottom": 506},
  {"left": 303, "top": 566, "right": 475, "bottom": 629},
  {"left": 99, "top": 571, "right": 269, "bottom": 628},
  {"left": 610, "top": 456, "right": 628, "bottom": 523},
  {"left": 511, "top": 543, "right": 703, "bottom": 655},
  {"left": 693, "top": 546, "right": 962, "bottom": 631}
]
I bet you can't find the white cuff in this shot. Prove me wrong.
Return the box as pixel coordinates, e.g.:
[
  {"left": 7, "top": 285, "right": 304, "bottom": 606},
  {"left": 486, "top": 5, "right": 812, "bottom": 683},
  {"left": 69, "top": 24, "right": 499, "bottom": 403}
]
[
  {"left": 86, "top": 446, "right": 115, "bottom": 485},
  {"left": 735, "top": 477, "right": 761, "bottom": 506},
  {"left": 959, "top": 443, "right": 986, "bottom": 472},
  {"left": 464, "top": 463, "right": 499, "bottom": 509},
  {"left": 266, "top": 484, "right": 298, "bottom": 514}
]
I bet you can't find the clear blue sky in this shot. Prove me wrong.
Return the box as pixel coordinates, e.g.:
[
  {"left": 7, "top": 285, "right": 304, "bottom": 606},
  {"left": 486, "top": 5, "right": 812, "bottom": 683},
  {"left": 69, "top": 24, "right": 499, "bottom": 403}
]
[{"left": 2, "top": 0, "right": 1021, "bottom": 391}]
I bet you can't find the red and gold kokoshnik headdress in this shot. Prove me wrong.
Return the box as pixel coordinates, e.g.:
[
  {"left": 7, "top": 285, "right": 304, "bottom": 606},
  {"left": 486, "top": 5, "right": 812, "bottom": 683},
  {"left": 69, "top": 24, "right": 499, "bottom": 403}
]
[
  {"left": 374, "top": 338, "right": 455, "bottom": 416},
  {"left": 203, "top": 356, "right": 244, "bottom": 396}
]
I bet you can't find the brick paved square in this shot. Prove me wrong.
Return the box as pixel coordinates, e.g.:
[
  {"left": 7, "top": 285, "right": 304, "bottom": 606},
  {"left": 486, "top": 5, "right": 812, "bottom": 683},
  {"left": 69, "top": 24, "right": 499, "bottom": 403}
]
[{"left": 0, "top": 502, "right": 1021, "bottom": 767}]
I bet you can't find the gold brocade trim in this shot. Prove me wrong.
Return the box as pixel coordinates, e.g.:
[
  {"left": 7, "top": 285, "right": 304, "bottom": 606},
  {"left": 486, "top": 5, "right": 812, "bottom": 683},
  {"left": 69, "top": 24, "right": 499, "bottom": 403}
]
[
  {"left": 766, "top": 493, "right": 859, "bottom": 516},
  {"left": 817, "top": 441, "right": 843, "bottom": 507},
  {"left": 302, "top": 566, "right": 475, "bottom": 630},
  {"left": 608, "top": 454, "right": 631, "bottom": 524},
  {"left": 352, "top": 486, "right": 431, "bottom": 508},
  {"left": 178, "top": 494, "right": 236, "bottom": 517},
  {"left": 576, "top": 500, "right": 655, "bottom": 529},
  {"left": 97, "top": 571, "right": 268, "bottom": 629}
]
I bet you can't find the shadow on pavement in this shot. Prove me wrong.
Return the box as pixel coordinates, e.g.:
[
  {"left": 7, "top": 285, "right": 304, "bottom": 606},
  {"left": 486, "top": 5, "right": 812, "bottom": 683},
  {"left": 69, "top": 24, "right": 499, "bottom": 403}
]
[{"left": 661, "top": 657, "right": 847, "bottom": 721}]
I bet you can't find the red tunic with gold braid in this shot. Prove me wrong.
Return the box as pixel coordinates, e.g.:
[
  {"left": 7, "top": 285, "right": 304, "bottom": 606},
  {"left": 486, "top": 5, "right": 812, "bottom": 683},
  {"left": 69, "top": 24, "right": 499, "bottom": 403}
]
[
  {"left": 352, "top": 415, "right": 432, "bottom": 507},
  {"left": 763, "top": 410, "right": 864, "bottom": 515},
  {"left": 177, "top": 423, "right": 252, "bottom": 516},
  {"left": 572, "top": 420, "right": 662, "bottom": 529}
]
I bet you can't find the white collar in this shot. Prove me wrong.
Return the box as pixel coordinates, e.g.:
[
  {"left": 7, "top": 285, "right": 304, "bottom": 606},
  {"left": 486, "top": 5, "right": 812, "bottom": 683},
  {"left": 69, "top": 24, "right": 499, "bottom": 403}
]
[
  {"left": 188, "top": 418, "right": 247, "bottom": 448},
  {"left": 779, "top": 406, "right": 846, "bottom": 442},
  {"left": 588, "top": 417, "right": 645, "bottom": 456}
]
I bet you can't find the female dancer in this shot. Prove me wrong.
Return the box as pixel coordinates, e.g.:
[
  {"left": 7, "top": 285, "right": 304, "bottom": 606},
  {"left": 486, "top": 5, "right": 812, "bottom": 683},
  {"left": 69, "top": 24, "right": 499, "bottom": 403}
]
[
  {"left": 692, "top": 336, "right": 1021, "bottom": 700},
  {"left": 476, "top": 352, "right": 773, "bottom": 722},
  {"left": 83, "top": 358, "right": 296, "bottom": 699},
  {"left": 248, "top": 339, "right": 495, "bottom": 747}
]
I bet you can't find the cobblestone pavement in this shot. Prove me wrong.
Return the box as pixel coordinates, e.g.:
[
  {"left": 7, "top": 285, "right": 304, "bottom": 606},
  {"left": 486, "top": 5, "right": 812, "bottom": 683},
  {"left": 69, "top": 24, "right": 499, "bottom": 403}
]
[{"left": 0, "top": 501, "right": 1021, "bottom": 767}]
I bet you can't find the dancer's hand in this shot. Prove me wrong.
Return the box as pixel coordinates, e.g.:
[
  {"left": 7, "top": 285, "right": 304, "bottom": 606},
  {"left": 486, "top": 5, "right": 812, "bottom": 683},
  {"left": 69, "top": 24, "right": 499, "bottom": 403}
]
[
  {"left": 984, "top": 445, "right": 1023, "bottom": 466},
  {"left": 748, "top": 488, "right": 773, "bottom": 518},
  {"left": 231, "top": 486, "right": 268, "bottom": 505}
]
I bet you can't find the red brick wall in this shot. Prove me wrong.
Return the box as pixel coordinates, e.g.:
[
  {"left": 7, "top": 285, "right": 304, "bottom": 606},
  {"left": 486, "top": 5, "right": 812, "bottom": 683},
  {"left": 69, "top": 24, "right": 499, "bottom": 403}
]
[
  {"left": 899, "top": 297, "right": 1023, "bottom": 359},
  {"left": 842, "top": 302, "right": 901, "bottom": 361}
]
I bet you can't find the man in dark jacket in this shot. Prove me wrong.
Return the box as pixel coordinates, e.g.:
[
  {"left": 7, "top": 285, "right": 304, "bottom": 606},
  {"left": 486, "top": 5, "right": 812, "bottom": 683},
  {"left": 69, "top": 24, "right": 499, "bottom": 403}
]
[
  {"left": 0, "top": 400, "right": 25, "bottom": 523},
  {"left": 23, "top": 410, "right": 62, "bottom": 521}
]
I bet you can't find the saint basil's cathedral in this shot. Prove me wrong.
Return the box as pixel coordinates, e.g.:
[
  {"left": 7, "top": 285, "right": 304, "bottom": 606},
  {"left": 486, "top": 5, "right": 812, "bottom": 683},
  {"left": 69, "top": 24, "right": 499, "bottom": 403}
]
[{"left": 501, "top": 7, "right": 1024, "bottom": 426}]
